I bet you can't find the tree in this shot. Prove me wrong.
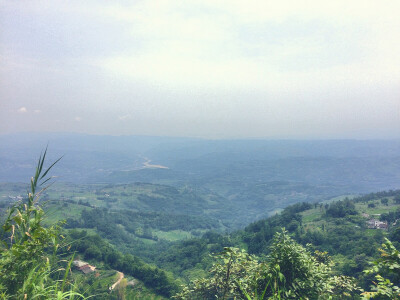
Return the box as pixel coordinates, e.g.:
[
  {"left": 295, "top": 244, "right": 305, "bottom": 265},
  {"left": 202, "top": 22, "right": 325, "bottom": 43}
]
[
  {"left": 174, "top": 230, "right": 360, "bottom": 299},
  {"left": 381, "top": 198, "right": 389, "bottom": 206},
  {"left": 174, "top": 247, "right": 265, "bottom": 300},
  {"left": 326, "top": 199, "right": 357, "bottom": 218}
]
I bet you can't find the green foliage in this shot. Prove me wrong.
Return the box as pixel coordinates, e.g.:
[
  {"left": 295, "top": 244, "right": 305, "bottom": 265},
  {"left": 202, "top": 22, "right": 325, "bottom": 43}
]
[
  {"left": 238, "top": 197, "right": 393, "bottom": 291},
  {"left": 266, "top": 230, "right": 360, "bottom": 299},
  {"left": 362, "top": 238, "right": 400, "bottom": 299},
  {"left": 67, "top": 230, "right": 178, "bottom": 297},
  {"left": 174, "top": 247, "right": 267, "bottom": 300},
  {"left": 325, "top": 199, "right": 357, "bottom": 218},
  {"left": 267, "top": 230, "right": 329, "bottom": 298},
  {"left": 0, "top": 149, "right": 85, "bottom": 299},
  {"left": 353, "top": 190, "right": 400, "bottom": 204},
  {"left": 380, "top": 208, "right": 400, "bottom": 223},
  {"left": 243, "top": 203, "right": 309, "bottom": 255},
  {"left": 66, "top": 207, "right": 217, "bottom": 239},
  {"left": 175, "top": 230, "right": 360, "bottom": 299},
  {"left": 380, "top": 199, "right": 389, "bottom": 206}
]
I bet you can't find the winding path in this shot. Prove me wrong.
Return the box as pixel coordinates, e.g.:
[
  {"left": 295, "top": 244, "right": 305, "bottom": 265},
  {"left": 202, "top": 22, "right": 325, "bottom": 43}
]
[{"left": 110, "top": 271, "right": 124, "bottom": 291}]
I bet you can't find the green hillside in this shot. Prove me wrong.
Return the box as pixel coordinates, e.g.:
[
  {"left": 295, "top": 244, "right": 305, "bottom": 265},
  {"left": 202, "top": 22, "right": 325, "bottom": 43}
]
[
  {"left": 2, "top": 183, "right": 400, "bottom": 299},
  {"left": 0, "top": 156, "right": 177, "bottom": 299},
  {"left": 1, "top": 152, "right": 400, "bottom": 299}
]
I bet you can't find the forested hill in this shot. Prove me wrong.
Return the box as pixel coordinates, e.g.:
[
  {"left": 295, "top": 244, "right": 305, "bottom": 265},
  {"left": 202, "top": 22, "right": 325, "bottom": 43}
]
[
  {"left": 57, "top": 188, "right": 400, "bottom": 298},
  {"left": 2, "top": 171, "right": 400, "bottom": 298},
  {"left": 146, "top": 189, "right": 400, "bottom": 290}
]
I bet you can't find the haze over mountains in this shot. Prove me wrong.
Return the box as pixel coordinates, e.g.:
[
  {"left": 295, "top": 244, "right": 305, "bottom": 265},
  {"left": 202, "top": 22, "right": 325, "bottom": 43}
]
[
  {"left": 2, "top": 133, "right": 400, "bottom": 226},
  {"left": 2, "top": 133, "right": 400, "bottom": 184}
]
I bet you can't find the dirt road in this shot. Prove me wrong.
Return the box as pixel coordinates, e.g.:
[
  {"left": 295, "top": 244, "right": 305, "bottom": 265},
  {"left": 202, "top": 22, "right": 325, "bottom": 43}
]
[{"left": 110, "top": 271, "right": 124, "bottom": 290}]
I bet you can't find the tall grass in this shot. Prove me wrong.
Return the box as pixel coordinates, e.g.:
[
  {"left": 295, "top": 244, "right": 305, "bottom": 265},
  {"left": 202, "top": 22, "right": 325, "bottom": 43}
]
[{"left": 0, "top": 148, "right": 87, "bottom": 299}]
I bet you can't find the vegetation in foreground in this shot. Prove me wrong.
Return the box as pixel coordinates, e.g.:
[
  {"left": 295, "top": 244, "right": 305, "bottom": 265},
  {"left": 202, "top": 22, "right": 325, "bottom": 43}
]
[
  {"left": 175, "top": 230, "right": 400, "bottom": 299},
  {"left": 0, "top": 149, "right": 85, "bottom": 299}
]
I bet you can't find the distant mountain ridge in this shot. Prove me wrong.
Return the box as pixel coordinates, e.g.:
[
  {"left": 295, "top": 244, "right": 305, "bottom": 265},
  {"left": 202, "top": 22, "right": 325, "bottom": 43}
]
[
  {"left": 1, "top": 133, "right": 400, "bottom": 227},
  {"left": 1, "top": 132, "right": 400, "bottom": 183}
]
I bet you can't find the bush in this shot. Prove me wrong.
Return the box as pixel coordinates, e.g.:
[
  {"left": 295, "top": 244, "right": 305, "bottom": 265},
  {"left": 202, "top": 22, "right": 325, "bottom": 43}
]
[{"left": 175, "top": 230, "right": 360, "bottom": 299}]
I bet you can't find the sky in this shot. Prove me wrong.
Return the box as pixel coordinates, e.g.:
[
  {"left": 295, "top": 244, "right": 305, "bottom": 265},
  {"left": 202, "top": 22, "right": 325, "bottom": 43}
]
[{"left": 1, "top": 0, "right": 399, "bottom": 139}]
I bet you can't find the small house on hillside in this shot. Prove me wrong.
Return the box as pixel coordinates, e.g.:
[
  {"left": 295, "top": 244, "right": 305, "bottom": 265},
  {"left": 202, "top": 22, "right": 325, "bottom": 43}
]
[
  {"left": 366, "top": 219, "right": 388, "bottom": 230},
  {"left": 73, "top": 260, "right": 96, "bottom": 274}
]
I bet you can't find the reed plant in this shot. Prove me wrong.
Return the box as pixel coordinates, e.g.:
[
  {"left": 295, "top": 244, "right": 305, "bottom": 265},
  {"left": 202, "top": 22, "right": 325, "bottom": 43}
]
[{"left": 0, "top": 148, "right": 87, "bottom": 299}]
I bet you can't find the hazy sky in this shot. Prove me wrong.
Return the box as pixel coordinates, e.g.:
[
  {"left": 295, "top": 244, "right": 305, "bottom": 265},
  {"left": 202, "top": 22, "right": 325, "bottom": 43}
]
[{"left": 1, "top": 0, "right": 399, "bottom": 138}]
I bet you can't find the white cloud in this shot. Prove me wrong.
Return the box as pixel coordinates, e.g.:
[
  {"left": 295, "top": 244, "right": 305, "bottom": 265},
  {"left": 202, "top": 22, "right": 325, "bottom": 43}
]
[
  {"left": 17, "top": 107, "right": 27, "bottom": 113},
  {"left": 4, "top": 0, "right": 400, "bottom": 92},
  {"left": 33, "top": 109, "right": 41, "bottom": 113},
  {"left": 1, "top": 0, "right": 399, "bottom": 137},
  {"left": 90, "top": 0, "right": 400, "bottom": 92}
]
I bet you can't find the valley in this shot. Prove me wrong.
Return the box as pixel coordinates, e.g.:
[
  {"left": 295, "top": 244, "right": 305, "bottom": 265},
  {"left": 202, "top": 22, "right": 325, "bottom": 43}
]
[{"left": 1, "top": 136, "right": 400, "bottom": 298}]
